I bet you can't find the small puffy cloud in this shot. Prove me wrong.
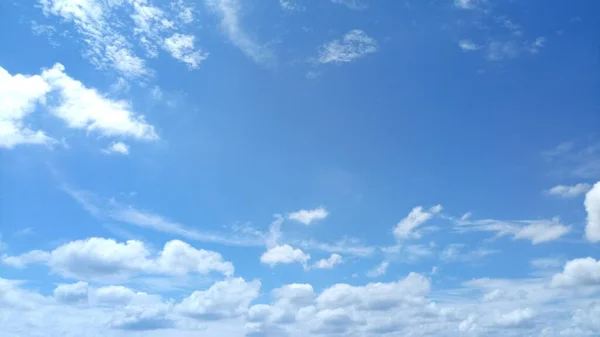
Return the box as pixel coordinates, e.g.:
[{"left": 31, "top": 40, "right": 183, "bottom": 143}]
[
  {"left": 454, "top": 0, "right": 479, "bottom": 9},
  {"left": 2, "top": 238, "right": 233, "bottom": 281},
  {"left": 94, "top": 285, "right": 138, "bottom": 305},
  {"left": 314, "top": 254, "right": 343, "bottom": 269},
  {"left": 317, "top": 30, "right": 377, "bottom": 64},
  {"left": 366, "top": 261, "right": 389, "bottom": 278},
  {"left": 177, "top": 277, "right": 260, "bottom": 319},
  {"left": 546, "top": 183, "right": 591, "bottom": 198},
  {"left": 109, "top": 302, "right": 174, "bottom": 330},
  {"left": 459, "top": 39, "right": 480, "bottom": 51},
  {"left": 53, "top": 282, "right": 88, "bottom": 304},
  {"left": 493, "top": 308, "right": 534, "bottom": 328},
  {"left": 512, "top": 221, "right": 570, "bottom": 244},
  {"left": 585, "top": 182, "right": 600, "bottom": 242},
  {"left": 393, "top": 205, "right": 442, "bottom": 240},
  {"left": 551, "top": 257, "right": 600, "bottom": 287},
  {"left": 279, "top": 0, "right": 305, "bottom": 11},
  {"left": 261, "top": 244, "right": 310, "bottom": 267},
  {"left": 288, "top": 207, "right": 328, "bottom": 225},
  {"left": 103, "top": 141, "right": 129, "bottom": 155},
  {"left": 163, "top": 33, "right": 208, "bottom": 69}
]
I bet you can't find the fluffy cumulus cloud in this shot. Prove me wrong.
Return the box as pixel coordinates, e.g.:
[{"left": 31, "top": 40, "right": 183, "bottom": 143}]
[
  {"left": 1, "top": 238, "right": 233, "bottom": 281},
  {"left": 177, "top": 277, "right": 260, "bottom": 319},
  {"left": 261, "top": 244, "right": 311, "bottom": 267},
  {"left": 551, "top": 257, "right": 600, "bottom": 287},
  {"left": 0, "top": 64, "right": 158, "bottom": 149},
  {"left": 585, "top": 182, "right": 600, "bottom": 242},
  {"left": 103, "top": 141, "right": 129, "bottom": 155},
  {"left": 393, "top": 205, "right": 442, "bottom": 240},
  {"left": 288, "top": 207, "right": 328, "bottom": 225},
  {"left": 53, "top": 281, "right": 89, "bottom": 304},
  {"left": 313, "top": 253, "right": 343, "bottom": 269},
  {"left": 318, "top": 29, "right": 378, "bottom": 64}
]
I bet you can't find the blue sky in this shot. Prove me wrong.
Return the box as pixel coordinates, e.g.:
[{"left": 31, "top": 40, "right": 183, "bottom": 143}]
[{"left": 1, "top": 0, "right": 599, "bottom": 336}]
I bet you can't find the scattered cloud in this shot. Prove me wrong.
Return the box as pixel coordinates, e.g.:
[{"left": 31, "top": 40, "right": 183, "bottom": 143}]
[
  {"left": 279, "top": 0, "right": 305, "bottom": 12},
  {"left": 330, "top": 0, "right": 367, "bottom": 10},
  {"left": 261, "top": 244, "right": 310, "bottom": 267},
  {"left": 163, "top": 33, "right": 208, "bottom": 69},
  {"left": 103, "top": 141, "right": 130, "bottom": 155},
  {"left": 393, "top": 205, "right": 442, "bottom": 240},
  {"left": 493, "top": 308, "right": 534, "bottom": 328},
  {"left": 314, "top": 253, "right": 343, "bottom": 269},
  {"left": 546, "top": 183, "right": 591, "bottom": 198},
  {"left": 459, "top": 39, "right": 480, "bottom": 51},
  {"left": 454, "top": 0, "right": 480, "bottom": 10},
  {"left": 366, "top": 261, "right": 389, "bottom": 278},
  {"left": 288, "top": 207, "right": 328, "bottom": 225},
  {"left": 317, "top": 29, "right": 377, "bottom": 64},
  {"left": 585, "top": 182, "right": 600, "bottom": 242},
  {"left": 2, "top": 237, "right": 234, "bottom": 281},
  {"left": 204, "top": 0, "right": 274, "bottom": 65},
  {"left": 454, "top": 216, "right": 570, "bottom": 244},
  {"left": 440, "top": 244, "right": 497, "bottom": 262}
]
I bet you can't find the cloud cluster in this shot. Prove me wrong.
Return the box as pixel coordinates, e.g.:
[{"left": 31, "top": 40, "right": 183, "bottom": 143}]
[{"left": 318, "top": 29, "right": 378, "bottom": 64}]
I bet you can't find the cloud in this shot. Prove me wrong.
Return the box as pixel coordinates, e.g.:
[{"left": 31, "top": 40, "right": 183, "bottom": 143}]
[
  {"left": 295, "top": 237, "right": 375, "bottom": 257},
  {"left": 454, "top": 0, "right": 480, "bottom": 9},
  {"left": 2, "top": 237, "right": 234, "bottom": 281},
  {"left": 288, "top": 207, "right": 328, "bottom": 225},
  {"left": 314, "top": 254, "right": 343, "bottom": 269},
  {"left": 53, "top": 282, "right": 89, "bottom": 304},
  {"left": 163, "top": 33, "right": 208, "bottom": 69},
  {"left": 103, "top": 141, "right": 129, "bottom": 155},
  {"left": 205, "top": 0, "right": 274, "bottom": 65},
  {"left": 545, "top": 183, "right": 591, "bottom": 198},
  {"left": 261, "top": 244, "right": 310, "bottom": 267},
  {"left": 40, "top": 0, "right": 148, "bottom": 77},
  {"left": 366, "top": 261, "right": 389, "bottom": 278},
  {"left": 393, "top": 205, "right": 442, "bottom": 240},
  {"left": 440, "top": 244, "right": 497, "bottom": 262},
  {"left": 551, "top": 257, "right": 600, "bottom": 287},
  {"left": 330, "top": 0, "right": 366, "bottom": 10},
  {"left": 459, "top": 39, "right": 480, "bottom": 51},
  {"left": 317, "top": 29, "right": 377, "bottom": 64},
  {"left": 493, "top": 308, "right": 534, "bottom": 328},
  {"left": 585, "top": 182, "right": 600, "bottom": 242},
  {"left": 62, "top": 185, "right": 265, "bottom": 247},
  {"left": 454, "top": 216, "right": 570, "bottom": 244},
  {"left": 279, "top": 0, "right": 305, "bottom": 11},
  {"left": 0, "top": 66, "right": 55, "bottom": 148},
  {"left": 177, "top": 277, "right": 260, "bottom": 319}
]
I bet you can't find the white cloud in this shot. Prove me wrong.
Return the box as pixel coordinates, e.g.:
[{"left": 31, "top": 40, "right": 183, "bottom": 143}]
[
  {"left": 261, "top": 244, "right": 310, "bottom": 267},
  {"left": 393, "top": 205, "right": 442, "bottom": 240},
  {"left": 94, "top": 285, "right": 138, "bottom": 305},
  {"left": 103, "top": 141, "right": 129, "bottom": 155},
  {"left": 528, "top": 36, "right": 546, "bottom": 54},
  {"left": 551, "top": 257, "right": 600, "bottom": 287},
  {"left": 317, "top": 29, "right": 377, "bottom": 64},
  {"left": 0, "top": 66, "right": 55, "bottom": 148},
  {"left": 163, "top": 33, "right": 208, "bottom": 69},
  {"left": 585, "top": 182, "right": 600, "bottom": 242},
  {"left": 494, "top": 308, "right": 534, "bottom": 327},
  {"left": 288, "top": 207, "right": 328, "bottom": 225},
  {"left": 455, "top": 217, "right": 570, "bottom": 244},
  {"left": 53, "top": 282, "right": 89, "bottom": 304},
  {"left": 486, "top": 40, "right": 519, "bottom": 61},
  {"left": 295, "top": 237, "right": 375, "bottom": 257},
  {"left": 454, "top": 0, "right": 479, "bottom": 9},
  {"left": 279, "top": 0, "right": 304, "bottom": 11},
  {"left": 40, "top": 0, "right": 149, "bottom": 77},
  {"left": 530, "top": 257, "right": 564, "bottom": 270},
  {"left": 330, "top": 0, "right": 366, "bottom": 10},
  {"left": 2, "top": 237, "right": 233, "bottom": 281},
  {"left": 177, "top": 277, "right": 260, "bottom": 319},
  {"left": 459, "top": 39, "right": 480, "bottom": 51},
  {"left": 366, "top": 261, "right": 389, "bottom": 278},
  {"left": 314, "top": 253, "right": 343, "bottom": 269},
  {"left": 205, "top": 0, "right": 274, "bottom": 65},
  {"left": 546, "top": 183, "right": 591, "bottom": 198},
  {"left": 42, "top": 63, "right": 158, "bottom": 140}
]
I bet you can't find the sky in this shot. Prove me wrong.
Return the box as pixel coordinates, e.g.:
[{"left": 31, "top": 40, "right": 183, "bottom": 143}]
[{"left": 0, "top": 0, "right": 599, "bottom": 336}]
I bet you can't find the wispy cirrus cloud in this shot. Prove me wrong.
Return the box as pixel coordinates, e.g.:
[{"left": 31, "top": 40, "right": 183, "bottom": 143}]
[{"left": 317, "top": 29, "right": 377, "bottom": 64}]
